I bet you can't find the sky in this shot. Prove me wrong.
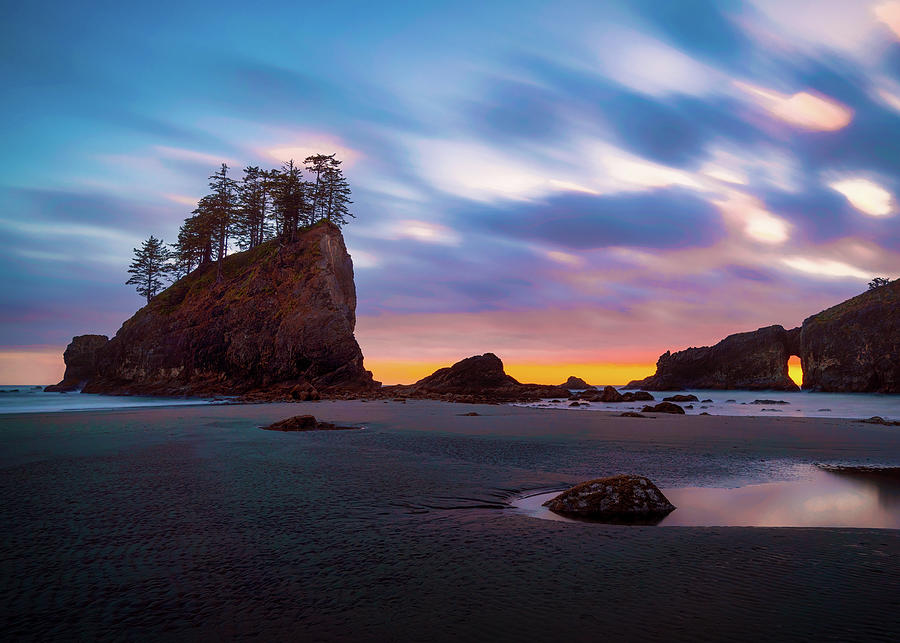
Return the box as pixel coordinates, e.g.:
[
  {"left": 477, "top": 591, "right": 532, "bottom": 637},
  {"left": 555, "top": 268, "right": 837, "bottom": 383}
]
[{"left": 1, "top": 0, "right": 899, "bottom": 385}]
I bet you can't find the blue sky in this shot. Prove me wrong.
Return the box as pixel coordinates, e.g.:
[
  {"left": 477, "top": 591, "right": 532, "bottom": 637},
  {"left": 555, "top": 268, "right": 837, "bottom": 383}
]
[{"left": 1, "top": 0, "right": 899, "bottom": 383}]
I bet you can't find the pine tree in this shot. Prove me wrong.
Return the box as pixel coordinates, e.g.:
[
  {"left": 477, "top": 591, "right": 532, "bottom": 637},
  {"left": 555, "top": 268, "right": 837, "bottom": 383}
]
[
  {"left": 321, "top": 157, "right": 354, "bottom": 226},
  {"left": 234, "top": 166, "right": 270, "bottom": 249},
  {"left": 270, "top": 160, "right": 310, "bottom": 240},
  {"left": 126, "top": 236, "right": 171, "bottom": 304},
  {"left": 207, "top": 163, "right": 238, "bottom": 280},
  {"left": 304, "top": 153, "right": 335, "bottom": 222}
]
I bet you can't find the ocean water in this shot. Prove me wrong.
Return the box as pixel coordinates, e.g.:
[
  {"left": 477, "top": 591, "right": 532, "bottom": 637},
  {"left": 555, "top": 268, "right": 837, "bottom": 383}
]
[
  {"left": 0, "top": 385, "right": 215, "bottom": 414},
  {"left": 518, "top": 387, "right": 900, "bottom": 420}
]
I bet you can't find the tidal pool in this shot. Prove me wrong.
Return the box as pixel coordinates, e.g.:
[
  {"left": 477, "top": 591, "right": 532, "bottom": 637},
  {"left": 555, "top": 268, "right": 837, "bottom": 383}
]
[{"left": 512, "top": 467, "right": 900, "bottom": 528}]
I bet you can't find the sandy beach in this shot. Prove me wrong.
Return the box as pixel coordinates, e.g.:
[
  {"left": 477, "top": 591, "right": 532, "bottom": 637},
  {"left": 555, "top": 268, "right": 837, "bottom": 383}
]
[{"left": 2, "top": 400, "right": 899, "bottom": 641}]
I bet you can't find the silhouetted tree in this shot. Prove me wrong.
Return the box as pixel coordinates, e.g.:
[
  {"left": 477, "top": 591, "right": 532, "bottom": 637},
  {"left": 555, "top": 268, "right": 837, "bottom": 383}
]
[
  {"left": 207, "top": 163, "right": 238, "bottom": 280},
  {"left": 270, "top": 160, "right": 310, "bottom": 240},
  {"left": 868, "top": 277, "right": 891, "bottom": 290},
  {"left": 234, "top": 166, "right": 271, "bottom": 249},
  {"left": 127, "top": 236, "right": 171, "bottom": 303},
  {"left": 320, "top": 158, "right": 353, "bottom": 226},
  {"left": 304, "top": 153, "right": 335, "bottom": 222}
]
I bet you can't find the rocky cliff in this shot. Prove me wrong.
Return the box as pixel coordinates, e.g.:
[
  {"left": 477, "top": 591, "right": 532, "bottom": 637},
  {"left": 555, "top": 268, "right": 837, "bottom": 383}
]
[
  {"left": 800, "top": 279, "right": 899, "bottom": 393},
  {"left": 627, "top": 280, "right": 899, "bottom": 393},
  {"left": 626, "top": 325, "right": 800, "bottom": 391},
  {"left": 67, "top": 221, "right": 375, "bottom": 396},
  {"left": 44, "top": 334, "right": 110, "bottom": 392}
]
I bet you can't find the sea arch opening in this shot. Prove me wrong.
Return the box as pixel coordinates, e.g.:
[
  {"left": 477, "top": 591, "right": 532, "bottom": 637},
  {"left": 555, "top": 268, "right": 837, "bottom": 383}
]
[{"left": 787, "top": 355, "right": 803, "bottom": 388}]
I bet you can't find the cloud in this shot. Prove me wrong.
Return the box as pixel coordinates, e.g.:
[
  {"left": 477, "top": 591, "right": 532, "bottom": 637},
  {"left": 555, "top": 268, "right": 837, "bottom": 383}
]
[
  {"left": 592, "top": 27, "right": 721, "bottom": 97},
  {"left": 473, "top": 188, "right": 725, "bottom": 251},
  {"left": 780, "top": 256, "right": 871, "bottom": 279},
  {"left": 828, "top": 177, "right": 894, "bottom": 216},
  {"left": 734, "top": 81, "right": 853, "bottom": 131}
]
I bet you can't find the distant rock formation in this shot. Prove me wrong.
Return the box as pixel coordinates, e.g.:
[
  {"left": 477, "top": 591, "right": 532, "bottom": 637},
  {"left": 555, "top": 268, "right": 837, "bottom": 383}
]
[
  {"left": 392, "top": 353, "right": 570, "bottom": 402},
  {"left": 45, "top": 335, "right": 109, "bottom": 392},
  {"left": 626, "top": 325, "right": 800, "bottom": 391},
  {"left": 262, "top": 415, "right": 357, "bottom": 432},
  {"left": 543, "top": 475, "right": 675, "bottom": 523},
  {"left": 560, "top": 376, "right": 591, "bottom": 390},
  {"left": 627, "top": 280, "right": 899, "bottom": 393},
  {"left": 800, "top": 279, "right": 899, "bottom": 393},
  {"left": 69, "top": 221, "right": 376, "bottom": 396}
]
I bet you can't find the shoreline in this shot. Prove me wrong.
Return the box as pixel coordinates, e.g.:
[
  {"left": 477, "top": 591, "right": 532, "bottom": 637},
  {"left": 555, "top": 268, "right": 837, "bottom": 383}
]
[{"left": 2, "top": 400, "right": 899, "bottom": 640}]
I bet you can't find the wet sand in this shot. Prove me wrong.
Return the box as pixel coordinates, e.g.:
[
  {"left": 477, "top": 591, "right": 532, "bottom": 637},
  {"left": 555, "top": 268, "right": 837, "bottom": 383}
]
[{"left": 2, "top": 400, "right": 899, "bottom": 641}]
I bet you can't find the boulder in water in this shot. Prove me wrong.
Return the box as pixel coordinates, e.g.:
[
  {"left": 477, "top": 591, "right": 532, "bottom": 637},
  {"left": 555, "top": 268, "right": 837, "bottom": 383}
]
[{"left": 543, "top": 474, "right": 675, "bottom": 522}]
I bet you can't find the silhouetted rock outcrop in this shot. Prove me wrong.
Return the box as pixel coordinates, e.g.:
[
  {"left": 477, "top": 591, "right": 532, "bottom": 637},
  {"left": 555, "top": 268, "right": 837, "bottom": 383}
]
[
  {"left": 626, "top": 325, "right": 799, "bottom": 391},
  {"left": 394, "top": 353, "right": 569, "bottom": 402},
  {"left": 262, "top": 415, "right": 357, "bottom": 431},
  {"left": 543, "top": 475, "right": 675, "bottom": 523},
  {"left": 45, "top": 335, "right": 109, "bottom": 392},
  {"left": 800, "top": 279, "right": 899, "bottom": 393},
  {"left": 560, "top": 376, "right": 591, "bottom": 390},
  {"left": 78, "top": 221, "right": 376, "bottom": 396},
  {"left": 642, "top": 402, "right": 686, "bottom": 414},
  {"left": 625, "top": 282, "right": 898, "bottom": 393}
]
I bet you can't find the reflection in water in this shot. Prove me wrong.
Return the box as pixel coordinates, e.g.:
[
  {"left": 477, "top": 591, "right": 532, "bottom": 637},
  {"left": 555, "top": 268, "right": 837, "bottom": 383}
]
[{"left": 511, "top": 468, "right": 900, "bottom": 528}]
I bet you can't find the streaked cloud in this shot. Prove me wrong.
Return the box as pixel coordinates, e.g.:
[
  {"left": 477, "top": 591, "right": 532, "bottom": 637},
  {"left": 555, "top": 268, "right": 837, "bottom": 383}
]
[
  {"left": 828, "top": 178, "right": 894, "bottom": 216},
  {"left": 734, "top": 82, "right": 853, "bottom": 131},
  {"left": 781, "top": 256, "right": 871, "bottom": 279}
]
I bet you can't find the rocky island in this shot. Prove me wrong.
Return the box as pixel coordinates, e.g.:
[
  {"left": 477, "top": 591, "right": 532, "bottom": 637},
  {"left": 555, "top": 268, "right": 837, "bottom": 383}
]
[{"left": 47, "top": 221, "right": 377, "bottom": 397}]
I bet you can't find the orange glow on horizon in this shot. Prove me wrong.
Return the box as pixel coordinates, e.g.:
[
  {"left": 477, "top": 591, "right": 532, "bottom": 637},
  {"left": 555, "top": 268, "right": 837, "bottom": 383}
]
[
  {"left": 787, "top": 355, "right": 803, "bottom": 387},
  {"left": 0, "top": 349, "right": 65, "bottom": 385},
  {"left": 366, "top": 360, "right": 656, "bottom": 387}
]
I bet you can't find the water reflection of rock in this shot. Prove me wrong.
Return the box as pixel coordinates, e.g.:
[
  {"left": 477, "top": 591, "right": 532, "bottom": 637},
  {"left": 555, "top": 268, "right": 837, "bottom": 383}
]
[{"left": 818, "top": 466, "right": 900, "bottom": 510}]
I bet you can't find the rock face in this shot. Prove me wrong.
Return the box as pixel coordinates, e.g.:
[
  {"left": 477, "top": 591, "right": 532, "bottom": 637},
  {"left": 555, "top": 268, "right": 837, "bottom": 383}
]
[
  {"left": 544, "top": 475, "right": 675, "bottom": 523},
  {"left": 560, "top": 376, "right": 591, "bottom": 390},
  {"left": 45, "top": 335, "right": 109, "bottom": 392},
  {"left": 642, "top": 402, "right": 685, "bottom": 414},
  {"left": 80, "top": 221, "right": 376, "bottom": 396},
  {"left": 395, "top": 353, "right": 569, "bottom": 402},
  {"left": 800, "top": 279, "right": 899, "bottom": 393},
  {"left": 262, "top": 415, "right": 357, "bottom": 431},
  {"left": 626, "top": 325, "right": 799, "bottom": 391},
  {"left": 411, "top": 353, "right": 517, "bottom": 394}
]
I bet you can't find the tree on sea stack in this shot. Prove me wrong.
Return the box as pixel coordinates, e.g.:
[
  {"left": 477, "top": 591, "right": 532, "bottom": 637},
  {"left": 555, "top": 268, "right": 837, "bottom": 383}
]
[
  {"left": 126, "top": 236, "right": 171, "bottom": 304},
  {"left": 207, "top": 163, "right": 238, "bottom": 281},
  {"left": 868, "top": 276, "right": 891, "bottom": 290}
]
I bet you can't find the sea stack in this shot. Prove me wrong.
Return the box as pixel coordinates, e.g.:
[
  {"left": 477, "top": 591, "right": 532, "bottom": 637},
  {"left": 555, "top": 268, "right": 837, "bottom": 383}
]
[
  {"left": 800, "top": 279, "right": 899, "bottom": 392},
  {"left": 52, "top": 221, "right": 376, "bottom": 396}
]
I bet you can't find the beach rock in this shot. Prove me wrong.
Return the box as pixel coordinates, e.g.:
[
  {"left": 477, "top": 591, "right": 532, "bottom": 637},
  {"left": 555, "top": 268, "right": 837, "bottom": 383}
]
[
  {"left": 626, "top": 325, "right": 799, "bottom": 391},
  {"left": 800, "top": 279, "right": 900, "bottom": 393},
  {"left": 78, "top": 221, "right": 377, "bottom": 397},
  {"left": 560, "top": 376, "right": 591, "bottom": 390},
  {"left": 857, "top": 416, "right": 900, "bottom": 426},
  {"left": 575, "top": 385, "right": 624, "bottom": 402},
  {"left": 750, "top": 399, "right": 788, "bottom": 405},
  {"left": 397, "top": 353, "right": 569, "bottom": 402},
  {"left": 459, "top": 412, "right": 481, "bottom": 416},
  {"left": 543, "top": 474, "right": 675, "bottom": 522},
  {"left": 262, "top": 414, "right": 357, "bottom": 431},
  {"left": 663, "top": 394, "right": 699, "bottom": 402},
  {"left": 641, "top": 402, "right": 685, "bottom": 414},
  {"left": 622, "top": 391, "right": 654, "bottom": 402},
  {"left": 45, "top": 334, "right": 109, "bottom": 392},
  {"left": 701, "top": 399, "right": 713, "bottom": 403},
  {"left": 619, "top": 412, "right": 648, "bottom": 418}
]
